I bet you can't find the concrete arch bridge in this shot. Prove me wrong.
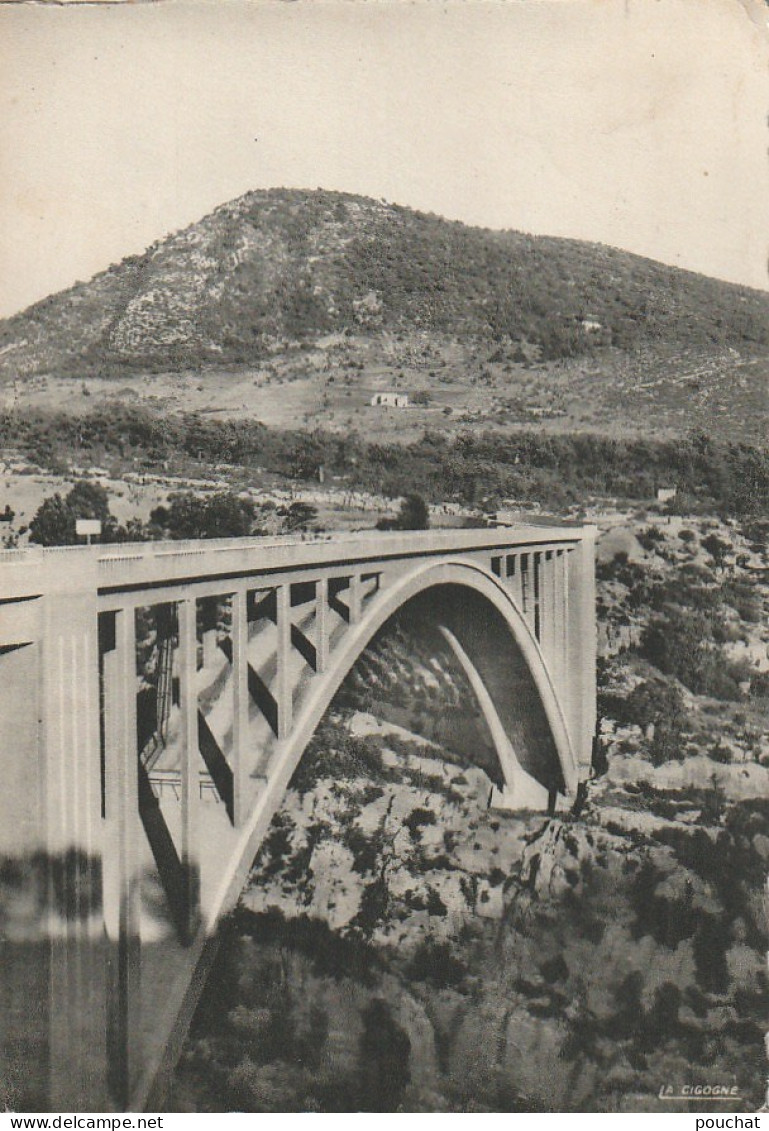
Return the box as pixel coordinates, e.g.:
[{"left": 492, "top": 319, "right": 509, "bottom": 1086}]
[{"left": 0, "top": 524, "right": 595, "bottom": 1111}]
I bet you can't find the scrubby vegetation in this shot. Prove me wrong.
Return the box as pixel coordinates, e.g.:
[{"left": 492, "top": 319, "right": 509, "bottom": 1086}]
[
  {"left": 6, "top": 407, "right": 769, "bottom": 524},
  {"left": 2, "top": 189, "right": 767, "bottom": 383}
]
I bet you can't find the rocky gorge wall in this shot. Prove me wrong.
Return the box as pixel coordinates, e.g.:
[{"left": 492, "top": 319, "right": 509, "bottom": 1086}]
[{"left": 167, "top": 603, "right": 769, "bottom": 1113}]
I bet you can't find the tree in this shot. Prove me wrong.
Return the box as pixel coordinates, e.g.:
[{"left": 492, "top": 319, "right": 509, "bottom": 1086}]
[
  {"left": 640, "top": 609, "right": 711, "bottom": 693},
  {"left": 150, "top": 492, "right": 257, "bottom": 540},
  {"left": 288, "top": 433, "right": 324, "bottom": 481},
  {"left": 376, "top": 493, "right": 430, "bottom": 531},
  {"left": 68, "top": 480, "right": 112, "bottom": 521},
  {"left": 640, "top": 608, "right": 743, "bottom": 700},
  {"left": 29, "top": 493, "right": 78, "bottom": 546},
  {"left": 29, "top": 481, "right": 113, "bottom": 546},
  {"left": 624, "top": 678, "right": 688, "bottom": 765},
  {"left": 397, "top": 493, "right": 430, "bottom": 529}
]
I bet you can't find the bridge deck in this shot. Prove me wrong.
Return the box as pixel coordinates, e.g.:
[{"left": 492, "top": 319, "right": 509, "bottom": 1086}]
[{"left": 0, "top": 524, "right": 589, "bottom": 603}]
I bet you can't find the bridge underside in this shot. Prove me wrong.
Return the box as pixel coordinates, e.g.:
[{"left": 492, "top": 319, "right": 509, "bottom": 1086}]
[
  {"left": 418, "top": 586, "right": 568, "bottom": 800},
  {"left": 0, "top": 530, "right": 595, "bottom": 1111}
]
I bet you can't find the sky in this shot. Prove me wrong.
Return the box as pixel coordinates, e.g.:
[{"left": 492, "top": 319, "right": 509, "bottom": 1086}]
[{"left": 0, "top": 0, "right": 767, "bottom": 319}]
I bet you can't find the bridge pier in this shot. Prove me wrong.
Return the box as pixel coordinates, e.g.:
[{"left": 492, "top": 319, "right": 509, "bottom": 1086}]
[{"left": 566, "top": 527, "right": 597, "bottom": 776}]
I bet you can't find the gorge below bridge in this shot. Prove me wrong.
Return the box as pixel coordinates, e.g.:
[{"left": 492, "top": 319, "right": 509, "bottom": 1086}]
[{"left": 0, "top": 523, "right": 596, "bottom": 1111}]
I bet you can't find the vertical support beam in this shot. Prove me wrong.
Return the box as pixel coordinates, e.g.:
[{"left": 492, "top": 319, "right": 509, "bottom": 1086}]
[
  {"left": 177, "top": 597, "right": 200, "bottom": 941},
  {"left": 231, "top": 592, "right": 248, "bottom": 823},
  {"left": 543, "top": 550, "right": 557, "bottom": 670},
  {"left": 276, "top": 584, "right": 292, "bottom": 739},
  {"left": 538, "top": 551, "right": 547, "bottom": 653},
  {"left": 520, "top": 553, "right": 530, "bottom": 623},
  {"left": 551, "top": 550, "right": 566, "bottom": 688},
  {"left": 201, "top": 597, "right": 218, "bottom": 670},
  {"left": 315, "top": 576, "right": 329, "bottom": 674},
  {"left": 102, "top": 606, "right": 142, "bottom": 1108},
  {"left": 566, "top": 528, "right": 597, "bottom": 774},
  {"left": 504, "top": 553, "right": 515, "bottom": 589},
  {"left": 532, "top": 551, "right": 541, "bottom": 642},
  {"left": 231, "top": 589, "right": 249, "bottom": 827},
  {"left": 348, "top": 573, "right": 362, "bottom": 626},
  {"left": 40, "top": 573, "right": 109, "bottom": 1110},
  {"left": 509, "top": 552, "right": 524, "bottom": 611},
  {"left": 562, "top": 549, "right": 571, "bottom": 705}
]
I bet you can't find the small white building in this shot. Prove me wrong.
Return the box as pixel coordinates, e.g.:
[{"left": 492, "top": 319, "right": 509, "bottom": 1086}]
[
  {"left": 656, "top": 486, "right": 677, "bottom": 503},
  {"left": 370, "top": 392, "right": 409, "bottom": 408}
]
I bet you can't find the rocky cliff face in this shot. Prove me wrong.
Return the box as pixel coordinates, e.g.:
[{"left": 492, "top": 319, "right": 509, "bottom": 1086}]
[{"left": 167, "top": 609, "right": 769, "bottom": 1113}]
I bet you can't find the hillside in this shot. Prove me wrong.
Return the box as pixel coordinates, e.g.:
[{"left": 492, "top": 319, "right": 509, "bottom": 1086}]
[{"left": 1, "top": 188, "right": 768, "bottom": 385}]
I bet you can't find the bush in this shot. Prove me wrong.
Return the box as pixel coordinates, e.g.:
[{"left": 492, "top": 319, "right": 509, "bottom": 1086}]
[
  {"left": 637, "top": 525, "right": 665, "bottom": 552},
  {"left": 280, "top": 501, "right": 318, "bottom": 533},
  {"left": 639, "top": 609, "right": 742, "bottom": 699},
  {"left": 701, "top": 533, "right": 730, "bottom": 568},
  {"left": 709, "top": 740, "right": 732, "bottom": 764},
  {"left": 408, "top": 939, "right": 467, "bottom": 988}
]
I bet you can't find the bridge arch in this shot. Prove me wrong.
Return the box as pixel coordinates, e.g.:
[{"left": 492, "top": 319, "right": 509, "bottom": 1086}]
[{"left": 211, "top": 557, "right": 579, "bottom": 927}]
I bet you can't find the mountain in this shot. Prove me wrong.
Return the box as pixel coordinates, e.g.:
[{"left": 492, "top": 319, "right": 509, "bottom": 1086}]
[{"left": 1, "top": 188, "right": 767, "bottom": 382}]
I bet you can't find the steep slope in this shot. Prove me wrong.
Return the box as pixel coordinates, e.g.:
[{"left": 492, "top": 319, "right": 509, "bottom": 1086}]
[{"left": 1, "top": 188, "right": 767, "bottom": 382}]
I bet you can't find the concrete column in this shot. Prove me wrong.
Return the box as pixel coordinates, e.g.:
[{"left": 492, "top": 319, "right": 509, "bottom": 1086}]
[
  {"left": 42, "top": 583, "right": 109, "bottom": 1112},
  {"left": 231, "top": 589, "right": 249, "bottom": 827},
  {"left": 519, "top": 553, "right": 530, "bottom": 625},
  {"left": 543, "top": 550, "right": 557, "bottom": 670},
  {"left": 102, "top": 606, "right": 142, "bottom": 1108},
  {"left": 276, "top": 584, "right": 292, "bottom": 739},
  {"left": 201, "top": 598, "right": 218, "bottom": 670},
  {"left": 538, "top": 551, "right": 548, "bottom": 655},
  {"left": 40, "top": 579, "right": 110, "bottom": 1110},
  {"left": 315, "top": 576, "right": 328, "bottom": 673},
  {"left": 532, "top": 552, "right": 542, "bottom": 642},
  {"left": 0, "top": 631, "right": 51, "bottom": 1113},
  {"left": 508, "top": 553, "right": 524, "bottom": 612},
  {"left": 566, "top": 529, "right": 597, "bottom": 774},
  {"left": 552, "top": 550, "right": 567, "bottom": 688},
  {"left": 348, "top": 573, "right": 362, "bottom": 626},
  {"left": 177, "top": 597, "right": 200, "bottom": 941}
]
